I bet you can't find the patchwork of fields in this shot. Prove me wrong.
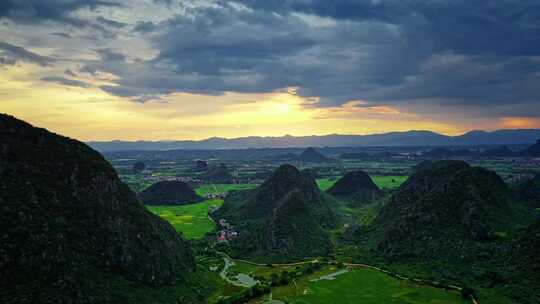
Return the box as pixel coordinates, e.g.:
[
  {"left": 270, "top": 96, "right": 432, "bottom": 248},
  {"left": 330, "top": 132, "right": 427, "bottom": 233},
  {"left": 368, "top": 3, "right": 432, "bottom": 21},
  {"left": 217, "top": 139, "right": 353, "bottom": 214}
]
[
  {"left": 219, "top": 261, "right": 469, "bottom": 304},
  {"left": 146, "top": 175, "right": 407, "bottom": 240},
  {"left": 268, "top": 267, "right": 468, "bottom": 304},
  {"left": 146, "top": 199, "right": 223, "bottom": 239}
]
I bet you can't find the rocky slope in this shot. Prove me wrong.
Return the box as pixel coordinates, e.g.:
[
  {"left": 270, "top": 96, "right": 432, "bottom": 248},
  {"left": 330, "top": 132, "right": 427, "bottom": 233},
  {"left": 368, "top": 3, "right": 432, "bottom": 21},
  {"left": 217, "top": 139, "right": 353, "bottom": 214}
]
[
  {"left": 375, "top": 160, "right": 523, "bottom": 259},
  {"left": 140, "top": 180, "right": 203, "bottom": 205},
  {"left": 326, "top": 170, "right": 381, "bottom": 204},
  {"left": 0, "top": 114, "right": 196, "bottom": 303},
  {"left": 214, "top": 164, "right": 336, "bottom": 261}
]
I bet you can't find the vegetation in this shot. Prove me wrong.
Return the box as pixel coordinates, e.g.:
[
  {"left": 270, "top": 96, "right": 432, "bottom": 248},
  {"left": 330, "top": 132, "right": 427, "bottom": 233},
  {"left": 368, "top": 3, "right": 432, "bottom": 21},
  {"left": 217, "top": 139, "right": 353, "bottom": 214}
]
[
  {"left": 326, "top": 170, "right": 382, "bottom": 205},
  {"left": 147, "top": 199, "right": 224, "bottom": 239},
  {"left": 140, "top": 180, "right": 204, "bottom": 205},
  {"left": 0, "top": 114, "right": 199, "bottom": 303},
  {"left": 214, "top": 165, "right": 337, "bottom": 262},
  {"left": 269, "top": 267, "right": 469, "bottom": 304},
  {"left": 5, "top": 113, "right": 540, "bottom": 304}
]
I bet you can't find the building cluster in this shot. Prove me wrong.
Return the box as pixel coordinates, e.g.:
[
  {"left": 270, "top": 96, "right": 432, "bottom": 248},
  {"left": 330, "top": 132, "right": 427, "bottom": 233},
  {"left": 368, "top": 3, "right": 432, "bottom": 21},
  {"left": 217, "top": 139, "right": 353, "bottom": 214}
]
[
  {"left": 141, "top": 174, "right": 202, "bottom": 185},
  {"left": 217, "top": 219, "right": 238, "bottom": 242},
  {"left": 205, "top": 193, "right": 226, "bottom": 200}
]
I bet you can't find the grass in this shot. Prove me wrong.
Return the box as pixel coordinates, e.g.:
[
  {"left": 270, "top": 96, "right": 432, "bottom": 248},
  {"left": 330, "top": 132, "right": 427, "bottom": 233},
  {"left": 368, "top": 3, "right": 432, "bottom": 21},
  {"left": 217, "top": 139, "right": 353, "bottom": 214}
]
[
  {"left": 146, "top": 199, "right": 223, "bottom": 239},
  {"left": 317, "top": 175, "right": 408, "bottom": 191},
  {"left": 195, "top": 184, "right": 257, "bottom": 196},
  {"left": 316, "top": 178, "right": 338, "bottom": 191},
  {"left": 268, "top": 266, "right": 469, "bottom": 304},
  {"left": 372, "top": 175, "right": 408, "bottom": 189}
]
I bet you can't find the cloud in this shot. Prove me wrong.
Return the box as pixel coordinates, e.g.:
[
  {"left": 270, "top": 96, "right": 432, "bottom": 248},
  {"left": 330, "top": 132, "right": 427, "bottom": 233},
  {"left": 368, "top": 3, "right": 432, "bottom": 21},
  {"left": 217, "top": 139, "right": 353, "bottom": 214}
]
[
  {"left": 91, "top": 0, "right": 537, "bottom": 120},
  {"left": 0, "top": 0, "right": 121, "bottom": 25},
  {"left": 3, "top": 0, "right": 540, "bottom": 123},
  {"left": 95, "top": 48, "right": 126, "bottom": 61},
  {"left": 0, "top": 42, "right": 56, "bottom": 66},
  {"left": 0, "top": 57, "right": 16, "bottom": 66},
  {"left": 40, "top": 76, "right": 91, "bottom": 88},
  {"left": 52, "top": 32, "right": 72, "bottom": 38},
  {"left": 96, "top": 16, "right": 127, "bottom": 28},
  {"left": 64, "top": 69, "right": 77, "bottom": 77},
  {"left": 133, "top": 21, "right": 158, "bottom": 33}
]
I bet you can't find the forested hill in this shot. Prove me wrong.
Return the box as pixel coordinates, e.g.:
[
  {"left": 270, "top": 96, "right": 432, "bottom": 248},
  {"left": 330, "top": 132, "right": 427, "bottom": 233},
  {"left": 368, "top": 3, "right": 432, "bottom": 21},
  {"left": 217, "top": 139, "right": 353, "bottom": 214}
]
[{"left": 0, "top": 114, "right": 199, "bottom": 303}]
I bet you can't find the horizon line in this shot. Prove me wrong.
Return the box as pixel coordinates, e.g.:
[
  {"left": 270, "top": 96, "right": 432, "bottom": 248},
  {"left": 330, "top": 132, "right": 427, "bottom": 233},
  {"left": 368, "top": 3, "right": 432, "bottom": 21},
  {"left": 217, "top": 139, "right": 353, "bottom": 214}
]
[{"left": 85, "top": 127, "right": 540, "bottom": 143}]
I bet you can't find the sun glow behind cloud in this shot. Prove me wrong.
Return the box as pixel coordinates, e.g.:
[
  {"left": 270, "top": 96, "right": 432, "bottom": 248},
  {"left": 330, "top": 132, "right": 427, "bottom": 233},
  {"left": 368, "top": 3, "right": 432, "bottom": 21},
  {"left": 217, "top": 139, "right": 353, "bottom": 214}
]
[{"left": 0, "top": 63, "right": 462, "bottom": 141}]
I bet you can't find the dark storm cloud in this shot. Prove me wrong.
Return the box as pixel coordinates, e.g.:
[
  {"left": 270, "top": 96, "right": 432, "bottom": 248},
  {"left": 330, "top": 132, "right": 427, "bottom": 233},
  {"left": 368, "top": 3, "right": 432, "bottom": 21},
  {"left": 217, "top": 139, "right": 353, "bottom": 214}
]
[
  {"left": 40, "top": 76, "right": 91, "bottom": 88},
  {"left": 237, "top": 0, "right": 540, "bottom": 57},
  {"left": 59, "top": 0, "right": 540, "bottom": 118},
  {"left": 0, "top": 42, "right": 56, "bottom": 66},
  {"left": 0, "top": 0, "right": 120, "bottom": 25}
]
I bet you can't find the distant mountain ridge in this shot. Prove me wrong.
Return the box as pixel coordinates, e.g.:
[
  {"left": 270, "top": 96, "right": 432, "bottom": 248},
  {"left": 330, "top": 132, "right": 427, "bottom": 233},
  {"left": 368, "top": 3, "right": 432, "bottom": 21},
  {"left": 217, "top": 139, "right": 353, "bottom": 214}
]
[{"left": 88, "top": 129, "right": 540, "bottom": 151}]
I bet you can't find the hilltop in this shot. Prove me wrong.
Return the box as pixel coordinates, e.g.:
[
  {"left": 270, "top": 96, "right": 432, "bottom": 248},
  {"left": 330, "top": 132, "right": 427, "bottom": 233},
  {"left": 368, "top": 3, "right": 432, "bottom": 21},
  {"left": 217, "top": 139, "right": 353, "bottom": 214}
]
[
  {"left": 140, "top": 180, "right": 203, "bottom": 205},
  {"left": 203, "top": 163, "right": 234, "bottom": 183},
  {"left": 297, "top": 147, "right": 329, "bottom": 162},
  {"left": 326, "top": 170, "right": 381, "bottom": 204},
  {"left": 213, "top": 164, "right": 336, "bottom": 262},
  {"left": 0, "top": 114, "right": 200, "bottom": 303}
]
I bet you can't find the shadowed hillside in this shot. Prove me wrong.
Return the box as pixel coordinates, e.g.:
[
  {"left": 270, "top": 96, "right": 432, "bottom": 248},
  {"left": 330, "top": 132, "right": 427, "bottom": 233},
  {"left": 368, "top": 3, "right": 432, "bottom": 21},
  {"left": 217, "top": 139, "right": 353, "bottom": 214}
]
[
  {"left": 326, "top": 170, "right": 382, "bottom": 205},
  {"left": 140, "top": 180, "right": 203, "bottom": 205},
  {"left": 213, "top": 164, "right": 336, "bottom": 262},
  {"left": 0, "top": 114, "right": 198, "bottom": 303},
  {"left": 508, "top": 219, "right": 540, "bottom": 303},
  {"left": 375, "top": 160, "right": 531, "bottom": 260}
]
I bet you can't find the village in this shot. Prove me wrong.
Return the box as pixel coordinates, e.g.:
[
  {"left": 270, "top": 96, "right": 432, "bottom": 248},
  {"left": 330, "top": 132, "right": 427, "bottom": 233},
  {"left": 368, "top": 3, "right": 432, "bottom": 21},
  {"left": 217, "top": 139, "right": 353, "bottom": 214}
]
[{"left": 216, "top": 218, "right": 238, "bottom": 243}]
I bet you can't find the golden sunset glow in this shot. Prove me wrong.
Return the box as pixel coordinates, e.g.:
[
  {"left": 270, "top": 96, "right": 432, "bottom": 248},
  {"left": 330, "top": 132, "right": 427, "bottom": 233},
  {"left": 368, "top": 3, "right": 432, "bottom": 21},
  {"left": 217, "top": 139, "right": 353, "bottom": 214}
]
[
  {"left": 0, "top": 60, "right": 537, "bottom": 141},
  {"left": 499, "top": 117, "right": 540, "bottom": 129}
]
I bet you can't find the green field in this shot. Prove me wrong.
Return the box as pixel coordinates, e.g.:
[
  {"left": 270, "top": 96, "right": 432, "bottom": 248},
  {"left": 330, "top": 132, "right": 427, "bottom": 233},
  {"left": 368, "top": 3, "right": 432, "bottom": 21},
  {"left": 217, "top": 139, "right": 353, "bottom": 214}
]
[
  {"left": 317, "top": 175, "right": 407, "bottom": 191},
  {"left": 195, "top": 184, "right": 258, "bottom": 196},
  {"left": 268, "top": 266, "right": 468, "bottom": 304},
  {"left": 146, "top": 199, "right": 223, "bottom": 239},
  {"left": 372, "top": 175, "right": 408, "bottom": 189}
]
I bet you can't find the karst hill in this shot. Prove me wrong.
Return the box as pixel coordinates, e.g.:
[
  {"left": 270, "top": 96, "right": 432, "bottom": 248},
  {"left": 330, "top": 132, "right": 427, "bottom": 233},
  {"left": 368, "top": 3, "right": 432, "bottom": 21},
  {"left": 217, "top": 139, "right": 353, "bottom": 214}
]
[
  {"left": 0, "top": 114, "right": 197, "bottom": 303},
  {"left": 214, "top": 164, "right": 336, "bottom": 261}
]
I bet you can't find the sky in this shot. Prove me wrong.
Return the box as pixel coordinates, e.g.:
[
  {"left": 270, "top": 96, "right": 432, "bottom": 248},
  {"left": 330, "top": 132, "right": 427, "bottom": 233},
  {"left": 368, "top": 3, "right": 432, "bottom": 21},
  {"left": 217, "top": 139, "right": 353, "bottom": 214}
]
[{"left": 1, "top": 0, "right": 540, "bottom": 141}]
